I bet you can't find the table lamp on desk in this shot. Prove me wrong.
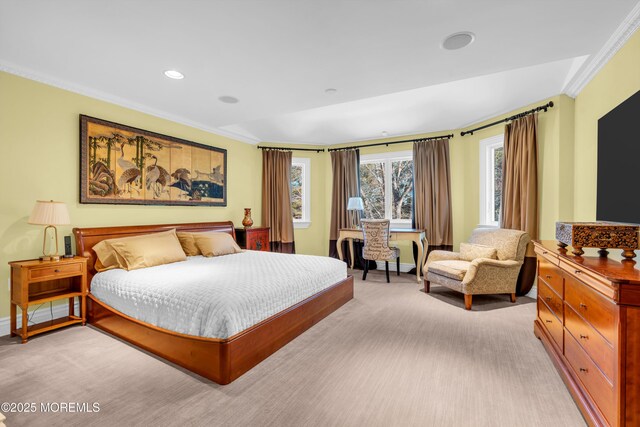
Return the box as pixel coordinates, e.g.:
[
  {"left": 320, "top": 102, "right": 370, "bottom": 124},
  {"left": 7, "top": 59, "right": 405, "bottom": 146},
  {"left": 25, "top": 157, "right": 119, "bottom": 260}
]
[
  {"left": 347, "top": 197, "right": 364, "bottom": 229},
  {"left": 28, "top": 200, "right": 70, "bottom": 261}
]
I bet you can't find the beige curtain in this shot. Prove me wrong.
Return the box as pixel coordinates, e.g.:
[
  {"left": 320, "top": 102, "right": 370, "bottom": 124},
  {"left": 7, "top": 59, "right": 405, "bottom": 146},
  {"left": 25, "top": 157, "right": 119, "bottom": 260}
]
[
  {"left": 262, "top": 150, "right": 295, "bottom": 253},
  {"left": 413, "top": 138, "right": 453, "bottom": 249},
  {"left": 329, "top": 150, "right": 359, "bottom": 259},
  {"left": 501, "top": 114, "right": 538, "bottom": 240},
  {"left": 501, "top": 114, "right": 538, "bottom": 296}
]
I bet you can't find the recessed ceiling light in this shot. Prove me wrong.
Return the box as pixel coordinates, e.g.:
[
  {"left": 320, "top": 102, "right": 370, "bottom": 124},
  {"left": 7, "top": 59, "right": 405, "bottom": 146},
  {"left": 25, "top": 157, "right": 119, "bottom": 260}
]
[
  {"left": 218, "top": 96, "right": 239, "bottom": 104},
  {"left": 163, "top": 70, "right": 184, "bottom": 79},
  {"left": 325, "top": 88, "right": 337, "bottom": 94},
  {"left": 442, "top": 32, "right": 475, "bottom": 50}
]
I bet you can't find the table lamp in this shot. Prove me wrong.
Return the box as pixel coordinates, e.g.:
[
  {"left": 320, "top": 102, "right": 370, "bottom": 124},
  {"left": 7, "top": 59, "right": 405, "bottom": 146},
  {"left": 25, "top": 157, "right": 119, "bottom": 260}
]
[
  {"left": 28, "top": 200, "right": 70, "bottom": 261},
  {"left": 347, "top": 197, "right": 364, "bottom": 229}
]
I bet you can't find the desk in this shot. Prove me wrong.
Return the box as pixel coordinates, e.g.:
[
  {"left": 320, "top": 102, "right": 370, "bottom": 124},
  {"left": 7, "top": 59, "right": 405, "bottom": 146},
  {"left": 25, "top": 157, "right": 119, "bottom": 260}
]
[{"left": 337, "top": 228, "right": 428, "bottom": 283}]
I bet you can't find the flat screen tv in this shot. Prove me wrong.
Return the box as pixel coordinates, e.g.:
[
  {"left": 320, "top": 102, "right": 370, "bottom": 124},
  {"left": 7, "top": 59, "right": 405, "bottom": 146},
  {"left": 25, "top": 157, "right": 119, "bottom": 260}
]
[{"left": 597, "top": 90, "right": 640, "bottom": 225}]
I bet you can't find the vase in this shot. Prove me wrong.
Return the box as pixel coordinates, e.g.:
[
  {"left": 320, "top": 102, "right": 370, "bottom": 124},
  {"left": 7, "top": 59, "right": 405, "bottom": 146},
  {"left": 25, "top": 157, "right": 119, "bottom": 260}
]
[{"left": 242, "top": 208, "right": 254, "bottom": 227}]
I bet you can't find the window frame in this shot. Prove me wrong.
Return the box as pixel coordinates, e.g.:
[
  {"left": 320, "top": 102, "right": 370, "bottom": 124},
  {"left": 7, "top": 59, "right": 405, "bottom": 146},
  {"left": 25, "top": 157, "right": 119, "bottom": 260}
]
[
  {"left": 478, "top": 135, "right": 504, "bottom": 227},
  {"left": 359, "top": 150, "right": 413, "bottom": 229},
  {"left": 291, "top": 157, "right": 311, "bottom": 229}
]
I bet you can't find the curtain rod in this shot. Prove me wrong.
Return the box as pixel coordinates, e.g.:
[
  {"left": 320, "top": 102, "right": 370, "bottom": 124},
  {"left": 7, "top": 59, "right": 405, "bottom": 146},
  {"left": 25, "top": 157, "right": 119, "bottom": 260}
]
[
  {"left": 460, "top": 101, "right": 554, "bottom": 136},
  {"left": 327, "top": 134, "right": 454, "bottom": 152},
  {"left": 257, "top": 145, "right": 325, "bottom": 153}
]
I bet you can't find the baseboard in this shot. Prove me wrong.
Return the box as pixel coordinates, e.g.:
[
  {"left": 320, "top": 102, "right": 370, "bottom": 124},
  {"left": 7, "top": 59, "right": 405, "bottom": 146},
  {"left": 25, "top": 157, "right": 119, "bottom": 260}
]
[
  {"left": 0, "top": 301, "right": 80, "bottom": 337},
  {"left": 374, "top": 262, "right": 415, "bottom": 273}
]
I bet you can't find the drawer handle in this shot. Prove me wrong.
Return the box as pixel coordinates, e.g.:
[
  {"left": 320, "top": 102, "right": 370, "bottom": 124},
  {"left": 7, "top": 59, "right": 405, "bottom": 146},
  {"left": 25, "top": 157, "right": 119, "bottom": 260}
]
[
  {"left": 579, "top": 303, "right": 587, "bottom": 309},
  {"left": 545, "top": 319, "right": 552, "bottom": 323},
  {"left": 54, "top": 269, "right": 60, "bottom": 273},
  {"left": 545, "top": 296, "right": 552, "bottom": 301},
  {"left": 542, "top": 251, "right": 548, "bottom": 255},
  {"left": 545, "top": 275, "right": 552, "bottom": 279},
  {"left": 579, "top": 334, "right": 588, "bottom": 340},
  {"left": 579, "top": 368, "right": 588, "bottom": 373},
  {"left": 574, "top": 269, "right": 582, "bottom": 275}
]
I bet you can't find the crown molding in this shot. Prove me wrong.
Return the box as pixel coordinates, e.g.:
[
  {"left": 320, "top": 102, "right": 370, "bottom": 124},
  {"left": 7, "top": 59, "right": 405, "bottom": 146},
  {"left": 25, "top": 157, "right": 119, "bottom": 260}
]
[
  {"left": 0, "top": 62, "right": 261, "bottom": 145},
  {"left": 563, "top": 3, "right": 640, "bottom": 98}
]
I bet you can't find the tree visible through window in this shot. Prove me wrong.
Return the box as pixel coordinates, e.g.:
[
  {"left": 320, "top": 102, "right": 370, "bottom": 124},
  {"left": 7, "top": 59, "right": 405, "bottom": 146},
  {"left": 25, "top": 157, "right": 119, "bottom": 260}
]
[
  {"left": 291, "top": 164, "right": 303, "bottom": 220},
  {"left": 360, "top": 151, "right": 413, "bottom": 226},
  {"left": 291, "top": 158, "right": 310, "bottom": 227},
  {"left": 479, "top": 135, "right": 504, "bottom": 226},
  {"left": 493, "top": 146, "right": 503, "bottom": 223}
]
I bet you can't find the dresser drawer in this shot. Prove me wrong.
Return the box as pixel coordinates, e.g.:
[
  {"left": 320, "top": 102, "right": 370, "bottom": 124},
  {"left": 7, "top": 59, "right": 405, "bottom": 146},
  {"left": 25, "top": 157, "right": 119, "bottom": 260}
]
[
  {"left": 565, "top": 276, "right": 617, "bottom": 345},
  {"left": 565, "top": 303, "right": 615, "bottom": 381},
  {"left": 538, "top": 261, "right": 564, "bottom": 297},
  {"left": 538, "top": 298, "right": 563, "bottom": 350},
  {"left": 29, "top": 262, "right": 83, "bottom": 280},
  {"left": 538, "top": 280, "right": 563, "bottom": 320},
  {"left": 564, "top": 332, "right": 615, "bottom": 425}
]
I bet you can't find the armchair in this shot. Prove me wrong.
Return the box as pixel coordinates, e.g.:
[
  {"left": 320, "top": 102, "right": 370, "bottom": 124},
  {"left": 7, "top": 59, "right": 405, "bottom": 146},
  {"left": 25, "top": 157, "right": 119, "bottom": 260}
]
[{"left": 423, "top": 228, "right": 530, "bottom": 310}]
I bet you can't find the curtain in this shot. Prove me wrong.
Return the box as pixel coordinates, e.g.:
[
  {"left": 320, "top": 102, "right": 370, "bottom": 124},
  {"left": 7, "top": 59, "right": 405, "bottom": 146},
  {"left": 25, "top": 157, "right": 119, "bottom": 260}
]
[
  {"left": 501, "top": 114, "right": 539, "bottom": 240},
  {"left": 411, "top": 138, "right": 453, "bottom": 269},
  {"left": 262, "top": 150, "right": 295, "bottom": 253},
  {"left": 329, "top": 150, "right": 365, "bottom": 266},
  {"left": 501, "top": 114, "right": 538, "bottom": 295}
]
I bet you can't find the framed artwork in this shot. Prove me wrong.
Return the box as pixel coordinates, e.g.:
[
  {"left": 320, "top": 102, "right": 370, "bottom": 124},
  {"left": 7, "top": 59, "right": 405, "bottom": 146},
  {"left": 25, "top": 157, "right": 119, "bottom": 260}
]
[{"left": 80, "top": 115, "right": 227, "bottom": 206}]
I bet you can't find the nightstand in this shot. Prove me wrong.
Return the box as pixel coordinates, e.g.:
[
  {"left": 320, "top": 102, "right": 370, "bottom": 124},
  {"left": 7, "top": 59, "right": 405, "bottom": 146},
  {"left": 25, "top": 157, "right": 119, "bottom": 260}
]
[
  {"left": 235, "top": 227, "right": 270, "bottom": 251},
  {"left": 9, "top": 257, "right": 88, "bottom": 343}
]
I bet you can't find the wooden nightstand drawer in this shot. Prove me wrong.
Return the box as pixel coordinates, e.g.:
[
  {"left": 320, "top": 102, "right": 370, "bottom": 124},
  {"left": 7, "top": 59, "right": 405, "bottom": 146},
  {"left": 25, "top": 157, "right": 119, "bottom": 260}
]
[
  {"left": 235, "top": 227, "right": 270, "bottom": 252},
  {"left": 29, "top": 262, "right": 83, "bottom": 280},
  {"left": 9, "top": 257, "right": 88, "bottom": 343}
]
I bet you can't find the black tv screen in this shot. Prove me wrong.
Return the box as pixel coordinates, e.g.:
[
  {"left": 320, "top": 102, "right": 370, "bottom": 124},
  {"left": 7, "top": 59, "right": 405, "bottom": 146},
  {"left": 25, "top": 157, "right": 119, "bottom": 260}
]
[{"left": 597, "top": 90, "right": 640, "bottom": 225}]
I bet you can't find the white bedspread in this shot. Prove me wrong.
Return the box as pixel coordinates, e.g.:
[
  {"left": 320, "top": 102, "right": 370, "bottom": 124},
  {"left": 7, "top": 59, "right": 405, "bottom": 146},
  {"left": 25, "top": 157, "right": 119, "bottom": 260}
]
[{"left": 91, "top": 251, "right": 347, "bottom": 339}]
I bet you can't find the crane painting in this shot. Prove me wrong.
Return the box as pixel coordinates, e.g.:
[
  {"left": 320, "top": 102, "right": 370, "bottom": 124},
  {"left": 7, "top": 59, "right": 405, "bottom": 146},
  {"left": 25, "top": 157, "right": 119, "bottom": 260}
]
[{"left": 80, "top": 115, "right": 227, "bottom": 206}]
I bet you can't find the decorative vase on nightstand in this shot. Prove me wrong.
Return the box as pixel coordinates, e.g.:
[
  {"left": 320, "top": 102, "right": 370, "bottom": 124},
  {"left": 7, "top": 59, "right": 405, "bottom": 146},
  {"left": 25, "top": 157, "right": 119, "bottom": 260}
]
[{"left": 242, "top": 208, "right": 254, "bottom": 227}]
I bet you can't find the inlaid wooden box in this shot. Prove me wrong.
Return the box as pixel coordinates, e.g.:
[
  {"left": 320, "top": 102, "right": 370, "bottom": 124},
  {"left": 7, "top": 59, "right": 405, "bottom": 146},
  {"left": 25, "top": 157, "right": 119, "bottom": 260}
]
[{"left": 556, "top": 221, "right": 639, "bottom": 259}]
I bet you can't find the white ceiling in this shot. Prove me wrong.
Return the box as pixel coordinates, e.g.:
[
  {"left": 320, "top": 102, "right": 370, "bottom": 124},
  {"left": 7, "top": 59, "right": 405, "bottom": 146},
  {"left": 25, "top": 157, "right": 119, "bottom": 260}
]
[{"left": 0, "top": 0, "right": 637, "bottom": 145}]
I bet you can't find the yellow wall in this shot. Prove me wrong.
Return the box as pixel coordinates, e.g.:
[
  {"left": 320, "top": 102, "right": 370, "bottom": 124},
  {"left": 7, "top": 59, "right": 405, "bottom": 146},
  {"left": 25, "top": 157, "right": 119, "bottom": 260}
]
[
  {"left": 574, "top": 29, "right": 640, "bottom": 220},
  {"left": 457, "top": 95, "right": 576, "bottom": 243},
  {"left": 0, "top": 72, "right": 262, "bottom": 318},
  {"left": 1, "top": 28, "right": 637, "bottom": 320}
]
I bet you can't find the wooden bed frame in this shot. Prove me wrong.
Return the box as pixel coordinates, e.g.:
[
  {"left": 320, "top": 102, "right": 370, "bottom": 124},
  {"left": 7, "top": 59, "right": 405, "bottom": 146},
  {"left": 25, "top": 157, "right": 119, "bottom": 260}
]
[{"left": 73, "top": 221, "right": 354, "bottom": 385}]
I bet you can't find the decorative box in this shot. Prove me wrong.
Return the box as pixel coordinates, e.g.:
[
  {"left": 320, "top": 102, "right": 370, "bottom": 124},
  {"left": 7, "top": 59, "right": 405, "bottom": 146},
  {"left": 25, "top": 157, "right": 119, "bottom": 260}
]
[{"left": 556, "top": 221, "right": 639, "bottom": 259}]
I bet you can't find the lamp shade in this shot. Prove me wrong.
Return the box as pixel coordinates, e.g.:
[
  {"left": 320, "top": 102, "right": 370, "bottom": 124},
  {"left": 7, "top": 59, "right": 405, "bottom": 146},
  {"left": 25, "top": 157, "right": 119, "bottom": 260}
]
[
  {"left": 28, "top": 200, "right": 70, "bottom": 226},
  {"left": 347, "top": 197, "right": 364, "bottom": 211}
]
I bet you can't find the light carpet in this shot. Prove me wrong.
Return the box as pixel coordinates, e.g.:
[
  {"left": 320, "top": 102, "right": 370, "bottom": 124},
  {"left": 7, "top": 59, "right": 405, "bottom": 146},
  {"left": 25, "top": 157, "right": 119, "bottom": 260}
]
[{"left": 0, "top": 271, "right": 585, "bottom": 427}]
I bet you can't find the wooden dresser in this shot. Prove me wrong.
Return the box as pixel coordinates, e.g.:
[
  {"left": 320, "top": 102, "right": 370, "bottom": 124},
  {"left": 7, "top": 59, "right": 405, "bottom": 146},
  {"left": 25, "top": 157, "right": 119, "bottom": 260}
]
[
  {"left": 235, "top": 226, "right": 270, "bottom": 252},
  {"left": 533, "top": 240, "right": 640, "bottom": 426}
]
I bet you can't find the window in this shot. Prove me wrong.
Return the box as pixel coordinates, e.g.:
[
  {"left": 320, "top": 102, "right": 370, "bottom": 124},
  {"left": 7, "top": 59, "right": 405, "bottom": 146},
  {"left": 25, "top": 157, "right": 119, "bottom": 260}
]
[
  {"left": 479, "top": 135, "right": 504, "bottom": 227},
  {"left": 291, "top": 157, "right": 311, "bottom": 228},
  {"left": 359, "top": 151, "right": 413, "bottom": 227}
]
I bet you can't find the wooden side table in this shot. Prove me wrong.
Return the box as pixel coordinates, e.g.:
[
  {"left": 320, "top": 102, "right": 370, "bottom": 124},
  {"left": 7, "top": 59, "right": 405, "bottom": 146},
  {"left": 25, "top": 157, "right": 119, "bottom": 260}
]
[
  {"left": 235, "top": 227, "right": 270, "bottom": 252},
  {"left": 9, "top": 257, "right": 88, "bottom": 343}
]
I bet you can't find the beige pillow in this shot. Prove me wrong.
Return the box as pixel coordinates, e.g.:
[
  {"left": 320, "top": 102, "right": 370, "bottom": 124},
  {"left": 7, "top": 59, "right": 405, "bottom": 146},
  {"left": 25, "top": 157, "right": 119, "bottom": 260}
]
[
  {"left": 459, "top": 243, "right": 498, "bottom": 261},
  {"left": 176, "top": 232, "right": 201, "bottom": 256},
  {"left": 194, "top": 232, "right": 242, "bottom": 257},
  {"left": 109, "top": 229, "right": 187, "bottom": 271},
  {"left": 93, "top": 240, "right": 128, "bottom": 271}
]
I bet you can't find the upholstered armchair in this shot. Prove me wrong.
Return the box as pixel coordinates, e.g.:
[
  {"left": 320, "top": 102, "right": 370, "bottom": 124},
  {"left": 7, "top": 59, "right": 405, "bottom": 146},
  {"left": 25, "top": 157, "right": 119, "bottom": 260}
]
[
  {"left": 361, "top": 219, "right": 400, "bottom": 283},
  {"left": 423, "top": 228, "right": 530, "bottom": 310}
]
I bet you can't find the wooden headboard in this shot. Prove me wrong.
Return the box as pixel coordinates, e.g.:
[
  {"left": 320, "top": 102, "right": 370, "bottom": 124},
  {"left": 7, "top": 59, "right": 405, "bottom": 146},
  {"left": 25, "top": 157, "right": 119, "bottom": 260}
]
[{"left": 73, "top": 221, "right": 236, "bottom": 288}]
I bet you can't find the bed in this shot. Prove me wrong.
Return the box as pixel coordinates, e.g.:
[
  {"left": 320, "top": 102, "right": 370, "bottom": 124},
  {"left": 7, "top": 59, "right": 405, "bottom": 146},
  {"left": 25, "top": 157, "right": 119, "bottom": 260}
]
[{"left": 73, "top": 221, "right": 354, "bottom": 384}]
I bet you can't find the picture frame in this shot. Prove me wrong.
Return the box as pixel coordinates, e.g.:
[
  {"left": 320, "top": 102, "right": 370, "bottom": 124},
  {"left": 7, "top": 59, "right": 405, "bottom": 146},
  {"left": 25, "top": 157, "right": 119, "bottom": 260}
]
[{"left": 79, "top": 115, "right": 227, "bottom": 206}]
